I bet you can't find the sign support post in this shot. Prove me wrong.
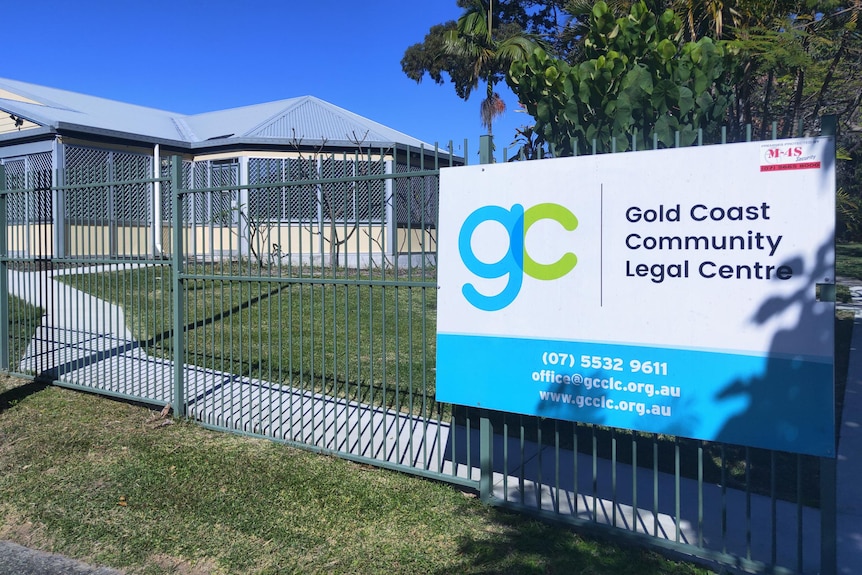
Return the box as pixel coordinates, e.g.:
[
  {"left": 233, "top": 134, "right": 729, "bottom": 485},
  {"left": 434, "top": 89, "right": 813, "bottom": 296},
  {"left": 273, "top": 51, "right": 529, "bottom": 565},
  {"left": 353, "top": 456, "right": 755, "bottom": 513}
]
[
  {"left": 478, "top": 134, "right": 494, "bottom": 502},
  {"left": 820, "top": 114, "right": 838, "bottom": 575}
]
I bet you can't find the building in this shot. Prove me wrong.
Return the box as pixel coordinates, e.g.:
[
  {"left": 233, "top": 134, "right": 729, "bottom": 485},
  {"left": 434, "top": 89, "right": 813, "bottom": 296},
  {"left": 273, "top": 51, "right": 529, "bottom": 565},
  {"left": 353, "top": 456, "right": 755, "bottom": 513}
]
[{"left": 0, "top": 78, "right": 456, "bottom": 266}]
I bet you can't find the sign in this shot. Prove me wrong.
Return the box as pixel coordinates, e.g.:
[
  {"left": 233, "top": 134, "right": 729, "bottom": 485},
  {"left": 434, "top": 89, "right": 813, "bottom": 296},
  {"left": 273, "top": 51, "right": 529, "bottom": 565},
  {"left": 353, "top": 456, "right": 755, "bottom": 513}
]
[{"left": 436, "top": 138, "right": 835, "bottom": 456}]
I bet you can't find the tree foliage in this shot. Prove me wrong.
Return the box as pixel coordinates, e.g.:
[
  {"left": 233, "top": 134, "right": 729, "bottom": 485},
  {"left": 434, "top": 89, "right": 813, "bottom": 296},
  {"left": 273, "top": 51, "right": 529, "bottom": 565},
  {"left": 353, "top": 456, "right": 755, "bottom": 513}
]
[
  {"left": 405, "top": 0, "right": 862, "bottom": 235},
  {"left": 402, "top": 22, "right": 478, "bottom": 100},
  {"left": 405, "top": 0, "right": 860, "bottom": 138},
  {"left": 401, "top": 0, "right": 568, "bottom": 95},
  {"left": 718, "top": 0, "right": 860, "bottom": 140},
  {"left": 446, "top": 1, "right": 546, "bottom": 132},
  {"left": 401, "top": 0, "right": 555, "bottom": 131},
  {"left": 509, "top": 1, "right": 731, "bottom": 153},
  {"left": 715, "top": 0, "right": 861, "bottom": 236}
]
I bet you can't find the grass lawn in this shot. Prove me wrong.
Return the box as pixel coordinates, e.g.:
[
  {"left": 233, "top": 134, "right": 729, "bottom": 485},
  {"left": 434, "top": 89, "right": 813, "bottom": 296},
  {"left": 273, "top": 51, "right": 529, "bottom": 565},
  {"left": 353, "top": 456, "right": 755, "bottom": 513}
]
[
  {"left": 837, "top": 242, "right": 862, "bottom": 280},
  {"left": 55, "top": 262, "right": 854, "bottom": 507},
  {"left": 0, "top": 374, "right": 711, "bottom": 575},
  {"left": 8, "top": 295, "right": 42, "bottom": 366},
  {"left": 1, "top": 242, "right": 856, "bottom": 574},
  {"left": 59, "top": 264, "right": 443, "bottom": 419}
]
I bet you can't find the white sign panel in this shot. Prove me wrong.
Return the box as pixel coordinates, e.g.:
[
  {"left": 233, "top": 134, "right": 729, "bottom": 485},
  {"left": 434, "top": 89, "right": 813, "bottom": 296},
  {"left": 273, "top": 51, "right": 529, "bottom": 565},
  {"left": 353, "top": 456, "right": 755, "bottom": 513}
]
[{"left": 436, "top": 138, "right": 835, "bottom": 456}]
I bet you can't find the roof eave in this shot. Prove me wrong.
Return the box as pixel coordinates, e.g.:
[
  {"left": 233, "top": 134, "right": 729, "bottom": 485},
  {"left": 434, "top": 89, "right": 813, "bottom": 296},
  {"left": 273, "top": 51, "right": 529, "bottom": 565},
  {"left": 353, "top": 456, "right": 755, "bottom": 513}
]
[
  {"left": 0, "top": 125, "right": 57, "bottom": 145},
  {"left": 0, "top": 122, "right": 462, "bottom": 162},
  {"left": 54, "top": 122, "right": 192, "bottom": 150},
  {"left": 190, "top": 136, "right": 399, "bottom": 150},
  {"left": 0, "top": 103, "right": 58, "bottom": 130},
  {"left": 189, "top": 136, "right": 453, "bottom": 156}
]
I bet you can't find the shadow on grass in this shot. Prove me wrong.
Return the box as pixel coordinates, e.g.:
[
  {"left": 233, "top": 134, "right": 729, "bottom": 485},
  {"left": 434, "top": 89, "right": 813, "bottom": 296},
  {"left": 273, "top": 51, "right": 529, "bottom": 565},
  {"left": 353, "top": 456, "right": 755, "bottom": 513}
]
[
  {"left": 0, "top": 379, "right": 49, "bottom": 414},
  {"left": 436, "top": 509, "right": 700, "bottom": 575}
]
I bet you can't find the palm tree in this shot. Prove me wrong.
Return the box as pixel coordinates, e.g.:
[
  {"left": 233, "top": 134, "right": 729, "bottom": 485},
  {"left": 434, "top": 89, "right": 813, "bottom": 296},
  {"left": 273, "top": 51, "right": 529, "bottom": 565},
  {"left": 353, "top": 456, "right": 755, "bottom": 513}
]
[{"left": 444, "top": 0, "right": 540, "bottom": 134}]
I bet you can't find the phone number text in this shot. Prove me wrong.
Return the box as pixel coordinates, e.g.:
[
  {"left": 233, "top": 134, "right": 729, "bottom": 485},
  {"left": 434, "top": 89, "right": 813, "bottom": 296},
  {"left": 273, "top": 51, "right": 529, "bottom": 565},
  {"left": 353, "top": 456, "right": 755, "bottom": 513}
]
[{"left": 541, "top": 352, "right": 668, "bottom": 376}]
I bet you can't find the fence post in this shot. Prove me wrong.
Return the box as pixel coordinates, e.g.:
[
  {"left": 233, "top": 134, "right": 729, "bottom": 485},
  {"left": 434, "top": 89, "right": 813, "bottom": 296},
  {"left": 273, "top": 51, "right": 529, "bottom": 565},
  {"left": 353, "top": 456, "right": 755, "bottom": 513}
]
[
  {"left": 0, "top": 165, "right": 8, "bottom": 372},
  {"left": 479, "top": 135, "right": 494, "bottom": 164},
  {"left": 478, "top": 135, "right": 494, "bottom": 501},
  {"left": 819, "top": 113, "right": 838, "bottom": 575},
  {"left": 171, "top": 156, "right": 186, "bottom": 418},
  {"left": 237, "top": 157, "right": 250, "bottom": 261},
  {"left": 480, "top": 412, "right": 493, "bottom": 501},
  {"left": 821, "top": 459, "right": 837, "bottom": 575}
]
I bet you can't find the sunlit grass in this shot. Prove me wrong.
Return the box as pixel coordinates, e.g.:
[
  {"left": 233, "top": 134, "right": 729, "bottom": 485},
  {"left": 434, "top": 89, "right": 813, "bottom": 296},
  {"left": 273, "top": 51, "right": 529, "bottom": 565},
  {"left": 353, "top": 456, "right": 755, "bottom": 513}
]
[
  {"left": 0, "top": 376, "right": 711, "bottom": 575},
  {"left": 57, "top": 259, "right": 855, "bottom": 508},
  {"left": 8, "top": 295, "right": 42, "bottom": 367},
  {"left": 59, "top": 264, "right": 444, "bottom": 419},
  {"left": 837, "top": 242, "right": 862, "bottom": 280}
]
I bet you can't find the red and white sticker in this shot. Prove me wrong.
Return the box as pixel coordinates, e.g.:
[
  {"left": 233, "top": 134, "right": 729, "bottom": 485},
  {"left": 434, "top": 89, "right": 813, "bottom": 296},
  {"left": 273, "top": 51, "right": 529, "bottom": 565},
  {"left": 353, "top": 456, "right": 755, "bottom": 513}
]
[{"left": 760, "top": 140, "right": 822, "bottom": 172}]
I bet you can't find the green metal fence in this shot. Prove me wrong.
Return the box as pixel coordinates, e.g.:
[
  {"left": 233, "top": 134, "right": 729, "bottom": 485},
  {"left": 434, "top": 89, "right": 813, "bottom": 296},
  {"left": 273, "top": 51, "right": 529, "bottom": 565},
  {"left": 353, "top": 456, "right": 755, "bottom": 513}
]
[{"left": 0, "top": 127, "right": 838, "bottom": 575}]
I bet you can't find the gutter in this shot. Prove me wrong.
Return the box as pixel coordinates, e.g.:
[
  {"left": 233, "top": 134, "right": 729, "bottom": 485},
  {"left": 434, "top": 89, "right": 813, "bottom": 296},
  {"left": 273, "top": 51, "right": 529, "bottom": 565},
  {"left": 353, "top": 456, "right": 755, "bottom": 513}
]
[{"left": 54, "top": 121, "right": 191, "bottom": 150}]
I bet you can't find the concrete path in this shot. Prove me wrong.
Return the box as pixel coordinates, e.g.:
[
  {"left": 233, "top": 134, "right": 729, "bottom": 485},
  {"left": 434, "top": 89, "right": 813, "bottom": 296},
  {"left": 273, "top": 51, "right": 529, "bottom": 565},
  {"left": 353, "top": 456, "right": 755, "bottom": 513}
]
[
  {"left": 0, "top": 540, "right": 121, "bottom": 575},
  {"left": 4, "top": 266, "right": 861, "bottom": 574}
]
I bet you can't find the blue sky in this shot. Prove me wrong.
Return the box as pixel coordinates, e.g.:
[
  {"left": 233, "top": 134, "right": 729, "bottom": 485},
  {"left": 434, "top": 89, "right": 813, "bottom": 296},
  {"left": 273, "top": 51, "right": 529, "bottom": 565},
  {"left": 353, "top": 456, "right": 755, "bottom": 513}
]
[{"left": 4, "top": 0, "right": 529, "bottom": 161}]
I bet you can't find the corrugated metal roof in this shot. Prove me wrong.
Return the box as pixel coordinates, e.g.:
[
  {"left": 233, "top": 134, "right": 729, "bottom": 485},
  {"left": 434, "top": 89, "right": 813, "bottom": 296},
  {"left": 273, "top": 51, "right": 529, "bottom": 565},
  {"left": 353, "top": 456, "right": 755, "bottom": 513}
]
[
  {"left": 242, "top": 96, "right": 429, "bottom": 147},
  {"left": 0, "top": 78, "right": 188, "bottom": 141},
  {"left": 0, "top": 78, "right": 433, "bottom": 149}
]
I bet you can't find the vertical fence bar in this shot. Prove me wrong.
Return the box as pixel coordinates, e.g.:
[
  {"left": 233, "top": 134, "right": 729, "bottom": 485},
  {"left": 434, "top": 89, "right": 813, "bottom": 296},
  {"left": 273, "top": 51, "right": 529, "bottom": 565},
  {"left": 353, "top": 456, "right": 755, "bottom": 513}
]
[
  {"left": 746, "top": 448, "right": 752, "bottom": 559},
  {"left": 537, "top": 421, "right": 543, "bottom": 510},
  {"left": 480, "top": 412, "right": 493, "bottom": 501},
  {"left": 698, "top": 442, "right": 703, "bottom": 547},
  {"left": 171, "top": 156, "right": 186, "bottom": 418},
  {"left": 821, "top": 459, "right": 838, "bottom": 575},
  {"left": 554, "top": 421, "right": 560, "bottom": 514},
  {"left": 0, "top": 165, "right": 7, "bottom": 372},
  {"left": 612, "top": 429, "right": 617, "bottom": 525},
  {"left": 519, "top": 415, "right": 525, "bottom": 502},
  {"left": 721, "top": 444, "right": 727, "bottom": 553},
  {"left": 503, "top": 418, "right": 509, "bottom": 500},
  {"left": 675, "top": 437, "right": 681, "bottom": 542},
  {"left": 572, "top": 425, "right": 578, "bottom": 515},
  {"left": 797, "top": 454, "right": 804, "bottom": 572},
  {"left": 770, "top": 452, "right": 777, "bottom": 566},
  {"left": 632, "top": 434, "right": 637, "bottom": 533}
]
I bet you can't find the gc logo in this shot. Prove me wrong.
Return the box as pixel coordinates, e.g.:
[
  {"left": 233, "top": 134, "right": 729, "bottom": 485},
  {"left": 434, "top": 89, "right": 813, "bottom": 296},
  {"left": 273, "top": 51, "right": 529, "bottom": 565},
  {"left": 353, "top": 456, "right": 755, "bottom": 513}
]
[{"left": 458, "top": 203, "right": 578, "bottom": 311}]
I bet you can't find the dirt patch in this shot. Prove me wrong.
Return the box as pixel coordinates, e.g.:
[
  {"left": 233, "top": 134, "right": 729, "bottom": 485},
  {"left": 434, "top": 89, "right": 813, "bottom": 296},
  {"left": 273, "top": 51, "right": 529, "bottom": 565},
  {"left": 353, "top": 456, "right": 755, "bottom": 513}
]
[
  {"left": 147, "top": 554, "right": 223, "bottom": 575},
  {"left": 0, "top": 506, "right": 54, "bottom": 550},
  {"left": 0, "top": 372, "right": 25, "bottom": 394}
]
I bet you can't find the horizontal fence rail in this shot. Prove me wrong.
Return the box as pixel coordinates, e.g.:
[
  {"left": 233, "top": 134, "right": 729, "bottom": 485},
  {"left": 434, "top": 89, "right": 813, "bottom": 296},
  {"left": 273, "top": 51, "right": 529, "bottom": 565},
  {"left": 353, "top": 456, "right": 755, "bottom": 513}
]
[{"left": 0, "top": 127, "right": 838, "bottom": 575}]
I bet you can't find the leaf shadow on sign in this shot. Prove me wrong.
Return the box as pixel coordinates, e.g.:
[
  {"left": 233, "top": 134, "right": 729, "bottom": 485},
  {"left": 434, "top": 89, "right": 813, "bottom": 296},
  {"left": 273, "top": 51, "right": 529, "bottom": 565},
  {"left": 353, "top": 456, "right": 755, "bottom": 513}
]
[
  {"left": 714, "top": 233, "right": 836, "bottom": 456},
  {"left": 716, "top": 135, "right": 837, "bottom": 456}
]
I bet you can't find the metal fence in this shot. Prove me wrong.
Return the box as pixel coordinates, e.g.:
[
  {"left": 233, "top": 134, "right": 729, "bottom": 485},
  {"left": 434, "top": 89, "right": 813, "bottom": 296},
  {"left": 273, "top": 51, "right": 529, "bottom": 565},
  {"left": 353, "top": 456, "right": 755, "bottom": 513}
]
[{"left": 0, "top": 129, "right": 838, "bottom": 575}]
